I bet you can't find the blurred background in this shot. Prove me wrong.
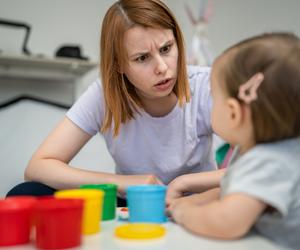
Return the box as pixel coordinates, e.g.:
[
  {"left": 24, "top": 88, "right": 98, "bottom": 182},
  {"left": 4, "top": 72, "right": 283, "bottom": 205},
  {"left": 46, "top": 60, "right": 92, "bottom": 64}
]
[{"left": 0, "top": 0, "right": 299, "bottom": 196}]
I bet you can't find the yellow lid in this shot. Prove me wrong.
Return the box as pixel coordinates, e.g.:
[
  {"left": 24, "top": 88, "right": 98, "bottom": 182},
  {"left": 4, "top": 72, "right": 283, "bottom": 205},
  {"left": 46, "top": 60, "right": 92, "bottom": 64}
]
[
  {"left": 115, "top": 223, "right": 166, "bottom": 240},
  {"left": 55, "top": 189, "right": 104, "bottom": 200}
]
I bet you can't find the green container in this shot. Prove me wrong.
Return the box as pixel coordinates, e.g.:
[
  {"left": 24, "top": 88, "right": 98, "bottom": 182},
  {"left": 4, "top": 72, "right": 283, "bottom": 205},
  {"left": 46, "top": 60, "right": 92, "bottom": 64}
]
[{"left": 80, "top": 184, "right": 117, "bottom": 221}]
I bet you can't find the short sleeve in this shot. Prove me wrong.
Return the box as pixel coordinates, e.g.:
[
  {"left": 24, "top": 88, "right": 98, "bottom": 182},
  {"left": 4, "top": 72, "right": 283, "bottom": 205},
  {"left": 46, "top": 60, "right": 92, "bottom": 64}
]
[
  {"left": 188, "top": 66, "right": 212, "bottom": 136},
  {"left": 221, "top": 154, "right": 295, "bottom": 217},
  {"left": 66, "top": 79, "right": 104, "bottom": 135}
]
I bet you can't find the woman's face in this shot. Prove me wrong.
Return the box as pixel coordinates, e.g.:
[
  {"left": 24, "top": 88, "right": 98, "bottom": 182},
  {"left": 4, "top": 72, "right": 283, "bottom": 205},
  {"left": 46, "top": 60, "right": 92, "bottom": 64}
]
[{"left": 122, "top": 26, "right": 178, "bottom": 101}]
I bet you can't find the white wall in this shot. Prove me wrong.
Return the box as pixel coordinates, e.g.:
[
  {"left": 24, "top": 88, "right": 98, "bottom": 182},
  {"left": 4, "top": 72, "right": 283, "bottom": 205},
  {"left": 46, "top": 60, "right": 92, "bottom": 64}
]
[
  {"left": 0, "top": 0, "right": 112, "bottom": 61},
  {"left": 166, "top": 0, "right": 300, "bottom": 57},
  {"left": 208, "top": 0, "right": 300, "bottom": 55}
]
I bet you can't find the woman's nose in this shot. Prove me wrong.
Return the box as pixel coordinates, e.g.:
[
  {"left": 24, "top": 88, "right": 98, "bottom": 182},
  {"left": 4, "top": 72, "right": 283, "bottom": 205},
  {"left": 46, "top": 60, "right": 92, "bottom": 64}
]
[{"left": 154, "top": 56, "right": 168, "bottom": 75}]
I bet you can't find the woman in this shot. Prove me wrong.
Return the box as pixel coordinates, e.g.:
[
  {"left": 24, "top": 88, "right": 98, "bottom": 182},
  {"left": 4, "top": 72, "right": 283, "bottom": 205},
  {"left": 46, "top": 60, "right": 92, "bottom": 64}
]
[{"left": 7, "top": 0, "right": 218, "bottom": 205}]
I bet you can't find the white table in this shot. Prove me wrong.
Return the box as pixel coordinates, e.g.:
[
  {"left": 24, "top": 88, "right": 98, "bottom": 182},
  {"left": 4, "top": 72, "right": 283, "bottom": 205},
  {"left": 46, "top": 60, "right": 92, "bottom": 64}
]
[{"left": 7, "top": 219, "right": 282, "bottom": 250}]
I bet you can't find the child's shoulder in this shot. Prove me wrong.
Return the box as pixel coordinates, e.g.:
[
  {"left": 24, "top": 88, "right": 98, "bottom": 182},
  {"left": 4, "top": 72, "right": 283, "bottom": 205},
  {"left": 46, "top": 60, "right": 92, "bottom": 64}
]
[
  {"left": 252, "top": 137, "right": 300, "bottom": 159},
  {"left": 242, "top": 137, "right": 300, "bottom": 173}
]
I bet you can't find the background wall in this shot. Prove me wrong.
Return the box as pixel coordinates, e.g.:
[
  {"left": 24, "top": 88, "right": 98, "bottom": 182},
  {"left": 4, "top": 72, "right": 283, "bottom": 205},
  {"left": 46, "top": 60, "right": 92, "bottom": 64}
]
[
  {"left": 1, "top": 0, "right": 299, "bottom": 61},
  {"left": 0, "top": 0, "right": 299, "bottom": 195}
]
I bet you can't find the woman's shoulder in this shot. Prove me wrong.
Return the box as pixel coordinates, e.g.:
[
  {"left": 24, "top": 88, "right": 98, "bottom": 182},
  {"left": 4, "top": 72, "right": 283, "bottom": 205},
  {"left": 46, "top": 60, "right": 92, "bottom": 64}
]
[
  {"left": 79, "top": 78, "right": 103, "bottom": 101},
  {"left": 186, "top": 65, "right": 211, "bottom": 97},
  {"left": 89, "top": 78, "right": 102, "bottom": 92},
  {"left": 187, "top": 65, "right": 211, "bottom": 80}
]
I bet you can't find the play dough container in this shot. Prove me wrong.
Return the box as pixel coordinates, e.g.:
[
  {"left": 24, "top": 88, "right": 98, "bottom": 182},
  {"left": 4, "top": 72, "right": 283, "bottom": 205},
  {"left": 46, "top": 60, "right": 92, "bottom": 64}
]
[
  {"left": 34, "top": 198, "right": 83, "bottom": 249},
  {"left": 127, "top": 185, "right": 167, "bottom": 223},
  {"left": 80, "top": 183, "right": 117, "bottom": 221},
  {"left": 0, "top": 196, "right": 36, "bottom": 246},
  {"left": 115, "top": 223, "right": 166, "bottom": 240},
  {"left": 55, "top": 189, "right": 104, "bottom": 234}
]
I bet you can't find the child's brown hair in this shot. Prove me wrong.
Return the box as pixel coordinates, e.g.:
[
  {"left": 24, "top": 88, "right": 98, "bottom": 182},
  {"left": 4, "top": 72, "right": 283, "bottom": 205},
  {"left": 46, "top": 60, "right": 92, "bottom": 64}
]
[{"left": 219, "top": 33, "right": 300, "bottom": 143}]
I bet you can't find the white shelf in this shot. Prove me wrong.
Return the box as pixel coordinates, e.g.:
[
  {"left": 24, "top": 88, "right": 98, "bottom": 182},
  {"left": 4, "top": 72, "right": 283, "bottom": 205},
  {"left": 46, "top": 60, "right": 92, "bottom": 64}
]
[{"left": 0, "top": 53, "right": 97, "bottom": 82}]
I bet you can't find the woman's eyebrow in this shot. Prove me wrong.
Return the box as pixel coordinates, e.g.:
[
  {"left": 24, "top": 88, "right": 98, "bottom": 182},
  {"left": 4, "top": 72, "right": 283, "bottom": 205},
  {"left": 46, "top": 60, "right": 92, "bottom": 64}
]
[{"left": 129, "top": 39, "right": 175, "bottom": 59}]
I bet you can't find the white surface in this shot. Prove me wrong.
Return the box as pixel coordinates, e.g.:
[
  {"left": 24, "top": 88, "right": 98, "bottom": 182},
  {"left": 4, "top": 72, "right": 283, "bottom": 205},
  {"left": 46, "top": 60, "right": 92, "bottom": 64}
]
[
  {"left": 6, "top": 220, "right": 282, "bottom": 250},
  {"left": 0, "top": 100, "right": 115, "bottom": 197}
]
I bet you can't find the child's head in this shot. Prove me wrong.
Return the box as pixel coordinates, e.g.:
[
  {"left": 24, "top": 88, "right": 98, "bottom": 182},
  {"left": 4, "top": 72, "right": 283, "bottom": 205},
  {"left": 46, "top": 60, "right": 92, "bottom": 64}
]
[
  {"left": 211, "top": 32, "right": 300, "bottom": 146},
  {"left": 100, "top": 0, "right": 189, "bottom": 136}
]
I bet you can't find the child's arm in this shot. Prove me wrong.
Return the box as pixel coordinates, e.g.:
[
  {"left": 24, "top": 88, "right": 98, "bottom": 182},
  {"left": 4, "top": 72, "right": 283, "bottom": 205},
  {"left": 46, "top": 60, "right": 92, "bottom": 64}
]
[
  {"left": 166, "top": 169, "right": 225, "bottom": 203},
  {"left": 168, "top": 188, "right": 220, "bottom": 207},
  {"left": 168, "top": 193, "right": 266, "bottom": 239}
]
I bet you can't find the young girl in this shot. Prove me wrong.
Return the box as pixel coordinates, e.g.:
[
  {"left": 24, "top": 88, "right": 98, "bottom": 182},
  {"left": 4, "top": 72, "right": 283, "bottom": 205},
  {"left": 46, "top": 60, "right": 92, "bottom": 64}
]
[
  {"left": 7, "top": 0, "right": 217, "bottom": 202},
  {"left": 167, "top": 32, "right": 300, "bottom": 250}
]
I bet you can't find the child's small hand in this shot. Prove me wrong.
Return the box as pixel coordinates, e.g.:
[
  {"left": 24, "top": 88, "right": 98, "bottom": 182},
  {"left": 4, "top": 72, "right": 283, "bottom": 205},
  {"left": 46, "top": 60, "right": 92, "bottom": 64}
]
[
  {"left": 166, "top": 197, "right": 193, "bottom": 224},
  {"left": 166, "top": 175, "right": 188, "bottom": 205}
]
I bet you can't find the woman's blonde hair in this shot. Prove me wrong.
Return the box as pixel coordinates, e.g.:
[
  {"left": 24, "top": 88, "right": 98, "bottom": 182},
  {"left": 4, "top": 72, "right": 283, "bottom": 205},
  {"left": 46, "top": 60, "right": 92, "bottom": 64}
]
[
  {"left": 219, "top": 32, "right": 300, "bottom": 143},
  {"left": 100, "top": 0, "right": 190, "bottom": 136}
]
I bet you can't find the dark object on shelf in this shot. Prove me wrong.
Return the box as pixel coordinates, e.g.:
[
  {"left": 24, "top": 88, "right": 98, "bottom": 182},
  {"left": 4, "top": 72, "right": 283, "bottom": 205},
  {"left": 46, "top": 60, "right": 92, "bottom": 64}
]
[
  {"left": 0, "top": 18, "right": 31, "bottom": 55},
  {"left": 0, "top": 95, "right": 70, "bottom": 110},
  {"left": 55, "top": 45, "right": 88, "bottom": 60}
]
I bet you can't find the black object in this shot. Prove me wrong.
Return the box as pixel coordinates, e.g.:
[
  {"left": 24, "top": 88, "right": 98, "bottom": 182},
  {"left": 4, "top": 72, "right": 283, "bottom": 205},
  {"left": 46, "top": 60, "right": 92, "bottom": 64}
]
[
  {"left": 0, "top": 95, "right": 70, "bottom": 110},
  {"left": 6, "top": 181, "right": 127, "bottom": 207},
  {"left": 6, "top": 182, "right": 56, "bottom": 197},
  {"left": 0, "top": 18, "right": 31, "bottom": 55},
  {"left": 55, "top": 45, "right": 88, "bottom": 60}
]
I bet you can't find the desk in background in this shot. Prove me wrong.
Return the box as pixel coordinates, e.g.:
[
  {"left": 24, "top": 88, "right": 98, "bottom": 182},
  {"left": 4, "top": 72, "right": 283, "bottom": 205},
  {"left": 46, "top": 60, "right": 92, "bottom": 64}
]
[{"left": 0, "top": 53, "right": 97, "bottom": 103}]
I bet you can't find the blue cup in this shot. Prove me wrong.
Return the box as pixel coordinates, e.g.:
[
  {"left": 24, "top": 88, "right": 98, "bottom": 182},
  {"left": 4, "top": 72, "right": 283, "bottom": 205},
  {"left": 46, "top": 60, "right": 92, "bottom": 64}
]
[{"left": 126, "top": 185, "right": 167, "bottom": 223}]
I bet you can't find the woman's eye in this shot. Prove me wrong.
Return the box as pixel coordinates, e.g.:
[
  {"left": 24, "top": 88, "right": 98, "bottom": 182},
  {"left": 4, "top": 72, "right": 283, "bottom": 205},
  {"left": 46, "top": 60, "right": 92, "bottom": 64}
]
[
  {"left": 135, "top": 54, "right": 148, "bottom": 62},
  {"left": 160, "top": 45, "right": 171, "bottom": 54}
]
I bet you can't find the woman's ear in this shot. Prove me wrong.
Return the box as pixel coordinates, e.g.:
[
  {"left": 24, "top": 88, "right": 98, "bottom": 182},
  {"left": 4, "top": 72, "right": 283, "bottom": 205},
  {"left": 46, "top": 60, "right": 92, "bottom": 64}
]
[{"left": 226, "top": 98, "right": 243, "bottom": 128}]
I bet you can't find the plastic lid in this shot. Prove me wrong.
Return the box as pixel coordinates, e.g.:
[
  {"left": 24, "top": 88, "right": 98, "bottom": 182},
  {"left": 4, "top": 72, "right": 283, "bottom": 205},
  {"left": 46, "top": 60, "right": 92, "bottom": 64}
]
[
  {"left": 55, "top": 189, "right": 104, "bottom": 200},
  {"left": 0, "top": 196, "right": 37, "bottom": 211},
  {"left": 35, "top": 198, "right": 84, "bottom": 211},
  {"left": 126, "top": 185, "right": 166, "bottom": 193},
  {"left": 115, "top": 223, "right": 166, "bottom": 240},
  {"left": 80, "top": 184, "right": 117, "bottom": 193}
]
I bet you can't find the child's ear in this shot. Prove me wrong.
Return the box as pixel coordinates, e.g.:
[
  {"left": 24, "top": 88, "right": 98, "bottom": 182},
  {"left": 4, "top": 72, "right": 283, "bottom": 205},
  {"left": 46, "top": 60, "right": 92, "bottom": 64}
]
[{"left": 226, "top": 98, "right": 243, "bottom": 128}]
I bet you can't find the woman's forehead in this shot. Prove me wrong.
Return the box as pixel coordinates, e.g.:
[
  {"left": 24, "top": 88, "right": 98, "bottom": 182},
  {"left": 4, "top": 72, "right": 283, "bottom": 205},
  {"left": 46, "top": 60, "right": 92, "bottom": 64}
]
[{"left": 124, "top": 26, "right": 174, "bottom": 52}]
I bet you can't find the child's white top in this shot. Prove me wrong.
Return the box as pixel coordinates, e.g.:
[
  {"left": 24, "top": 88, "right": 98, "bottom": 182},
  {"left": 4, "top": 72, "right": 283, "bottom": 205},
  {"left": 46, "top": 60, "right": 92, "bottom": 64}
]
[
  {"left": 221, "top": 137, "right": 300, "bottom": 250},
  {"left": 67, "top": 66, "right": 216, "bottom": 184}
]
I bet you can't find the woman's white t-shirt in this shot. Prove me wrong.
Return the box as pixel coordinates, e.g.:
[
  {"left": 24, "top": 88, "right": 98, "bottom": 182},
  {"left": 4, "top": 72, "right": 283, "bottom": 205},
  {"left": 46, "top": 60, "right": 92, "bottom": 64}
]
[{"left": 66, "top": 66, "right": 216, "bottom": 184}]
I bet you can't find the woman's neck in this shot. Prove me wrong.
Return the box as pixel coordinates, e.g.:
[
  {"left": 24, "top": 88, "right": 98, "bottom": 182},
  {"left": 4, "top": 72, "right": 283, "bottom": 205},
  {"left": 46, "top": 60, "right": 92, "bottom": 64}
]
[{"left": 141, "top": 92, "right": 178, "bottom": 117}]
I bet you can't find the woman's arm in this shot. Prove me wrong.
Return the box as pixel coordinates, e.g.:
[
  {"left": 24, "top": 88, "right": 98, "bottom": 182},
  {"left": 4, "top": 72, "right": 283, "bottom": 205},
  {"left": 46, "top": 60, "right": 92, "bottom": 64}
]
[
  {"left": 168, "top": 193, "right": 266, "bottom": 239},
  {"left": 25, "top": 117, "right": 162, "bottom": 193},
  {"left": 166, "top": 169, "right": 225, "bottom": 203}
]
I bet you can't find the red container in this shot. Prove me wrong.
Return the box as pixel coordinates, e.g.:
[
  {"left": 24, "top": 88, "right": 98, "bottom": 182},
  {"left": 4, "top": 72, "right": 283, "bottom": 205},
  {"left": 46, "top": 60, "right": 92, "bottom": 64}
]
[
  {"left": 34, "top": 198, "right": 83, "bottom": 249},
  {"left": 36, "top": 195, "right": 55, "bottom": 200},
  {"left": 0, "top": 196, "right": 37, "bottom": 246}
]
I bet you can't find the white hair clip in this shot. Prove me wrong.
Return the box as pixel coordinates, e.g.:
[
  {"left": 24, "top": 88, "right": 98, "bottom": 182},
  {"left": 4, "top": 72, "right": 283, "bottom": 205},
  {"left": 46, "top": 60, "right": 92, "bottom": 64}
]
[{"left": 238, "top": 73, "right": 264, "bottom": 104}]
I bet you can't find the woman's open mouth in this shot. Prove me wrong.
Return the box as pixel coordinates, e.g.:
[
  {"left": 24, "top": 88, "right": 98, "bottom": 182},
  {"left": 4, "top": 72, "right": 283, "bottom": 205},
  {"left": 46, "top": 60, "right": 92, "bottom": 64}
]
[{"left": 154, "top": 78, "right": 173, "bottom": 91}]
